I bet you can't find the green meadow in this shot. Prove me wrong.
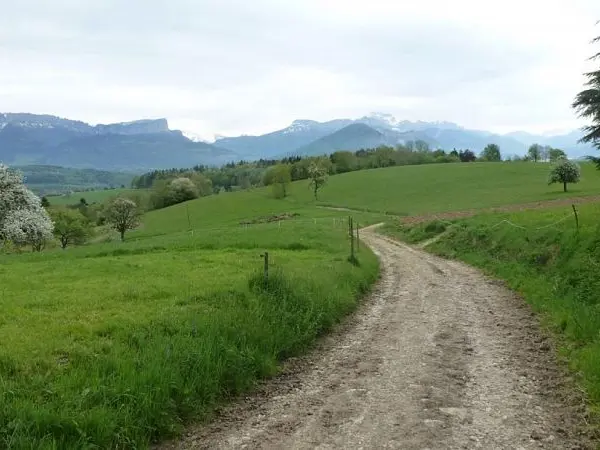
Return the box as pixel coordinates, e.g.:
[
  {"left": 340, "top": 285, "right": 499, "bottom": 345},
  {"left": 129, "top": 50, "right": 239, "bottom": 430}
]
[
  {"left": 4, "top": 160, "right": 600, "bottom": 448},
  {"left": 1, "top": 183, "right": 381, "bottom": 449},
  {"left": 315, "top": 161, "right": 600, "bottom": 215}
]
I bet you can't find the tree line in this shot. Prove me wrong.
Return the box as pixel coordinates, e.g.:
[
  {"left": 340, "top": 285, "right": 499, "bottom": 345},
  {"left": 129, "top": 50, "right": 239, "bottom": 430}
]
[{"left": 126, "top": 140, "right": 574, "bottom": 210}]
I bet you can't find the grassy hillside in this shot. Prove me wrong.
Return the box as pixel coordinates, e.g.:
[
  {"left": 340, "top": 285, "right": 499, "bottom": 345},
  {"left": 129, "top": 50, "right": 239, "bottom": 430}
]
[
  {"left": 0, "top": 183, "right": 381, "bottom": 449},
  {"left": 53, "top": 160, "right": 600, "bottom": 214},
  {"left": 313, "top": 162, "right": 600, "bottom": 215},
  {"left": 5, "top": 160, "right": 600, "bottom": 448},
  {"left": 386, "top": 203, "right": 600, "bottom": 423}
]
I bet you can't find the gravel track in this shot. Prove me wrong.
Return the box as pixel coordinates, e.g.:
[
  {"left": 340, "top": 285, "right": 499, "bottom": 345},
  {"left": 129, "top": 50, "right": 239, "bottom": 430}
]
[{"left": 160, "top": 224, "right": 593, "bottom": 450}]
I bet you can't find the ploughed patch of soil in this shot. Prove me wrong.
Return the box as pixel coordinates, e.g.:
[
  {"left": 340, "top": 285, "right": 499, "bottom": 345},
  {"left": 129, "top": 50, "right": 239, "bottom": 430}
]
[{"left": 240, "top": 212, "right": 300, "bottom": 226}]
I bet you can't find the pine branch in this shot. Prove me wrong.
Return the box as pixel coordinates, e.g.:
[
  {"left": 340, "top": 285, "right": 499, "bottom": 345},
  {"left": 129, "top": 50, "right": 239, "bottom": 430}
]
[{"left": 585, "top": 155, "right": 600, "bottom": 169}]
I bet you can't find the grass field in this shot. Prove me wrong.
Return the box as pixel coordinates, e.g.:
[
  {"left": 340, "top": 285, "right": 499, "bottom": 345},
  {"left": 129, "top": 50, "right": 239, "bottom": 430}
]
[
  {"left": 44, "top": 161, "right": 600, "bottom": 214},
  {"left": 4, "top": 160, "right": 600, "bottom": 448},
  {"left": 46, "top": 188, "right": 139, "bottom": 206},
  {"left": 313, "top": 162, "right": 600, "bottom": 215},
  {"left": 385, "top": 202, "right": 600, "bottom": 422},
  {"left": 0, "top": 184, "right": 381, "bottom": 449}
]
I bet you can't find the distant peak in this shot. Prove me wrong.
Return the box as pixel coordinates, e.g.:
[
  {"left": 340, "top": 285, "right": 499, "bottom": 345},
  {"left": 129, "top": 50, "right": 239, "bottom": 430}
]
[
  {"left": 284, "top": 120, "right": 319, "bottom": 134},
  {"left": 94, "top": 118, "right": 170, "bottom": 135},
  {"left": 111, "top": 118, "right": 168, "bottom": 127},
  {"left": 181, "top": 130, "right": 216, "bottom": 143},
  {"left": 366, "top": 112, "right": 399, "bottom": 125},
  {"left": 291, "top": 119, "right": 319, "bottom": 125}
]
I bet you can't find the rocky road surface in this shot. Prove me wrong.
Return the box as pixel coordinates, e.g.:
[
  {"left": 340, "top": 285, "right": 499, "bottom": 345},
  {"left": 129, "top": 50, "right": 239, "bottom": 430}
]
[{"left": 161, "top": 224, "right": 593, "bottom": 449}]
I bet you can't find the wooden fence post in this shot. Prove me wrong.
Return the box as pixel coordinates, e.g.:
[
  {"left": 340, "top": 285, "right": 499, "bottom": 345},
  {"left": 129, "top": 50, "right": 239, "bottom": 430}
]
[
  {"left": 261, "top": 252, "right": 269, "bottom": 281},
  {"left": 349, "top": 217, "right": 355, "bottom": 262},
  {"left": 572, "top": 204, "right": 579, "bottom": 232}
]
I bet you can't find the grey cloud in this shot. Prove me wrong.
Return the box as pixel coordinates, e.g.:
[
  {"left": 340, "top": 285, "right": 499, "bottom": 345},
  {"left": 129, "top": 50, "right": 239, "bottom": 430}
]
[
  {"left": 1, "top": 0, "right": 536, "bottom": 91},
  {"left": 1, "top": 0, "right": 599, "bottom": 135}
]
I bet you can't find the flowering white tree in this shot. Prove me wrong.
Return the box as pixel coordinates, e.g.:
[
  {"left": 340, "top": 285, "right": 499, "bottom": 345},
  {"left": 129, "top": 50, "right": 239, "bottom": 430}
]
[
  {"left": 104, "top": 197, "right": 141, "bottom": 241},
  {"left": 0, "top": 164, "right": 54, "bottom": 251}
]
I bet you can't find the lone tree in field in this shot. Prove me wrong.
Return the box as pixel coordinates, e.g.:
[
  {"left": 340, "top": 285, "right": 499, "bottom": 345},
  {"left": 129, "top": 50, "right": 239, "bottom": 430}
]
[
  {"left": 573, "top": 33, "right": 600, "bottom": 155},
  {"left": 480, "top": 144, "right": 502, "bottom": 162},
  {"left": 548, "top": 159, "right": 581, "bottom": 192},
  {"left": 50, "top": 207, "right": 91, "bottom": 249},
  {"left": 0, "top": 163, "right": 54, "bottom": 251},
  {"left": 264, "top": 164, "right": 292, "bottom": 198},
  {"left": 308, "top": 162, "right": 328, "bottom": 200},
  {"left": 528, "top": 144, "right": 542, "bottom": 162},
  {"left": 104, "top": 197, "right": 141, "bottom": 241}
]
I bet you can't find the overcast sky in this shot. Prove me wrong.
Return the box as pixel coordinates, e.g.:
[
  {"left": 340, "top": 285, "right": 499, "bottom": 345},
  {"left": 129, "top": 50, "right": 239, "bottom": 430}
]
[{"left": 1, "top": 0, "right": 599, "bottom": 140}]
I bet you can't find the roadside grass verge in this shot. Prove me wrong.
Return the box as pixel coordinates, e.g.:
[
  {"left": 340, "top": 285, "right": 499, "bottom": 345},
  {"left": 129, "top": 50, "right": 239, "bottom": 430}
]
[
  {"left": 388, "top": 202, "right": 600, "bottom": 425},
  {"left": 380, "top": 219, "right": 450, "bottom": 244}
]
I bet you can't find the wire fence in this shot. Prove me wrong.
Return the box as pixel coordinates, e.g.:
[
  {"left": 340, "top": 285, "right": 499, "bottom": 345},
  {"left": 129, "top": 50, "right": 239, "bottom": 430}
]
[
  {"left": 175, "top": 216, "right": 354, "bottom": 235},
  {"left": 172, "top": 204, "right": 582, "bottom": 240},
  {"left": 488, "top": 213, "right": 574, "bottom": 231},
  {"left": 427, "top": 205, "right": 581, "bottom": 233}
]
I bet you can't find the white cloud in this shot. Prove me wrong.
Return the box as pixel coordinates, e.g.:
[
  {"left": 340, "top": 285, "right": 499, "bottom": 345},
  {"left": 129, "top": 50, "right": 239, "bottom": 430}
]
[{"left": 1, "top": 0, "right": 599, "bottom": 137}]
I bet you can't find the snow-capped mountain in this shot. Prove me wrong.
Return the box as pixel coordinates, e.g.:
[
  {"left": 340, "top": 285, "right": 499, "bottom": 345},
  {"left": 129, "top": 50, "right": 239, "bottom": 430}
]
[
  {"left": 212, "top": 112, "right": 595, "bottom": 159},
  {"left": 181, "top": 130, "right": 216, "bottom": 143},
  {"left": 213, "top": 118, "right": 353, "bottom": 159}
]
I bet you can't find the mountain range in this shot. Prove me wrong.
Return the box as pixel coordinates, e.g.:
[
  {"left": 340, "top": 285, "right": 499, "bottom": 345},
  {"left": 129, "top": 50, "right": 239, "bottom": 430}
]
[
  {"left": 0, "top": 113, "right": 235, "bottom": 172},
  {"left": 214, "top": 113, "right": 596, "bottom": 160},
  {"left": 0, "top": 112, "right": 596, "bottom": 172}
]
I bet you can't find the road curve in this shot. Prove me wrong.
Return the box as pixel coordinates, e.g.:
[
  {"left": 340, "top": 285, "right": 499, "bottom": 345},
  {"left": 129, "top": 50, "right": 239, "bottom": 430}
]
[{"left": 160, "top": 225, "right": 592, "bottom": 450}]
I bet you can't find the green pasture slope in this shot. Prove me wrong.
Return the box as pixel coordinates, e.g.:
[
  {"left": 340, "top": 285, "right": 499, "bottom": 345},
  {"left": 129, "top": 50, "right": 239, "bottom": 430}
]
[
  {"left": 0, "top": 184, "right": 381, "bottom": 449},
  {"left": 316, "top": 162, "right": 600, "bottom": 215},
  {"left": 389, "top": 201, "right": 600, "bottom": 427},
  {"left": 4, "top": 160, "right": 600, "bottom": 448},
  {"left": 46, "top": 188, "right": 140, "bottom": 206},
  {"left": 47, "top": 161, "right": 600, "bottom": 214}
]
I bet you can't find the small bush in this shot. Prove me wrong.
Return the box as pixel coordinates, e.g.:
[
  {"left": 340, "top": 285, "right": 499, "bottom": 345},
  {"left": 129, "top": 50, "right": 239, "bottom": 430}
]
[
  {"left": 381, "top": 220, "right": 448, "bottom": 244},
  {"left": 424, "top": 220, "right": 447, "bottom": 234}
]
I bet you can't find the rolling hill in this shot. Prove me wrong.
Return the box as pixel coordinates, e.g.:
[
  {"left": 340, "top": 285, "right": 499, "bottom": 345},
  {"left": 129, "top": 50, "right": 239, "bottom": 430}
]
[{"left": 292, "top": 123, "right": 388, "bottom": 156}]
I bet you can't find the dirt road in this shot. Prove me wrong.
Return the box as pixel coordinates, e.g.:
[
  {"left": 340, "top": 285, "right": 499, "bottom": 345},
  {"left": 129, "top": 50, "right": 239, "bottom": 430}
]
[{"left": 163, "top": 225, "right": 592, "bottom": 449}]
